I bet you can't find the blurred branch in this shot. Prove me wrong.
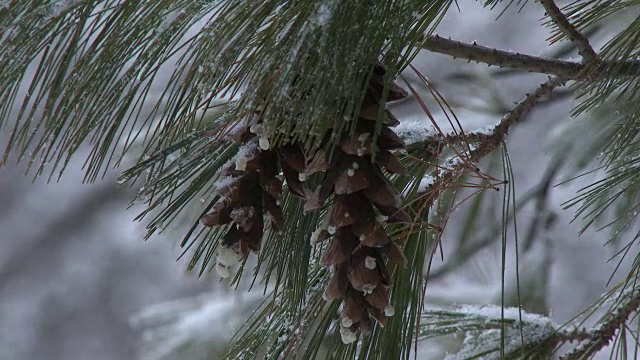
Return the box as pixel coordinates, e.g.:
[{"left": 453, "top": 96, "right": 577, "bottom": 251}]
[
  {"left": 539, "top": 0, "right": 598, "bottom": 62},
  {"left": 422, "top": 35, "right": 639, "bottom": 80},
  {"left": 0, "top": 182, "right": 133, "bottom": 289},
  {"left": 427, "top": 158, "right": 563, "bottom": 281},
  {"left": 522, "top": 157, "right": 563, "bottom": 251}
]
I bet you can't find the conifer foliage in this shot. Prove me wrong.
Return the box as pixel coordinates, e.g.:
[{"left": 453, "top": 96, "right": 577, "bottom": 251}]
[{"left": 3, "top": 0, "right": 640, "bottom": 359}]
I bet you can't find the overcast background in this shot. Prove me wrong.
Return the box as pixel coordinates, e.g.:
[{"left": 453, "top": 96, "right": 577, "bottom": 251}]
[{"left": 0, "top": 2, "right": 630, "bottom": 359}]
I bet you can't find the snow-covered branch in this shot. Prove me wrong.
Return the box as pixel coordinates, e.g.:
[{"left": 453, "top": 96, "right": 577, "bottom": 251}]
[
  {"left": 416, "top": 76, "right": 566, "bottom": 199},
  {"left": 560, "top": 287, "right": 640, "bottom": 359}
]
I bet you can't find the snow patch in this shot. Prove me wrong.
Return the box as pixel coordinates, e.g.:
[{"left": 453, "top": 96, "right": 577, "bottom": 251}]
[
  {"left": 215, "top": 263, "right": 230, "bottom": 278},
  {"left": 339, "top": 326, "right": 357, "bottom": 344},
  {"left": 361, "top": 284, "right": 376, "bottom": 295},
  {"left": 418, "top": 175, "right": 435, "bottom": 192},
  {"left": 213, "top": 175, "right": 239, "bottom": 193},
  {"left": 308, "top": 0, "right": 338, "bottom": 28},
  {"left": 217, "top": 246, "right": 243, "bottom": 267},
  {"left": 234, "top": 142, "right": 259, "bottom": 171},
  {"left": 258, "top": 137, "right": 270, "bottom": 150},
  {"left": 341, "top": 317, "right": 353, "bottom": 328},
  {"left": 443, "top": 305, "right": 557, "bottom": 360},
  {"left": 364, "top": 256, "right": 377, "bottom": 269}
]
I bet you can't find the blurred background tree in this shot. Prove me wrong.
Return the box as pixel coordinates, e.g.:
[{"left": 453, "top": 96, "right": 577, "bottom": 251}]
[{"left": 2, "top": 1, "right": 640, "bottom": 359}]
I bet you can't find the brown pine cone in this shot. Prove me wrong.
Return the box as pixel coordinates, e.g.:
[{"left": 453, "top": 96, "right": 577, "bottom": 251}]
[
  {"left": 201, "top": 118, "right": 284, "bottom": 278},
  {"left": 307, "top": 64, "right": 410, "bottom": 343}
]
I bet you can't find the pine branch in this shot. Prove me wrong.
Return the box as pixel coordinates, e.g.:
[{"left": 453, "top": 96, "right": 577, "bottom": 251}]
[
  {"left": 412, "top": 76, "right": 566, "bottom": 266},
  {"left": 539, "top": 0, "right": 598, "bottom": 63},
  {"left": 560, "top": 287, "right": 640, "bottom": 359},
  {"left": 553, "top": 327, "right": 593, "bottom": 343},
  {"left": 421, "top": 35, "right": 640, "bottom": 80},
  {"left": 422, "top": 34, "right": 584, "bottom": 78},
  {"left": 475, "top": 76, "right": 567, "bottom": 161}
]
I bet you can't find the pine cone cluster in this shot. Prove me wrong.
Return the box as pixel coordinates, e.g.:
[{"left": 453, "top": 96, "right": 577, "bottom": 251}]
[
  {"left": 201, "top": 119, "right": 285, "bottom": 278},
  {"left": 305, "top": 64, "right": 411, "bottom": 343},
  {"left": 201, "top": 64, "right": 410, "bottom": 344}
]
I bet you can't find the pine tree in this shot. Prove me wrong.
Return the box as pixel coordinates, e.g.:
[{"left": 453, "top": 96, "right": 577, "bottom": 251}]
[{"left": 2, "top": 0, "right": 640, "bottom": 359}]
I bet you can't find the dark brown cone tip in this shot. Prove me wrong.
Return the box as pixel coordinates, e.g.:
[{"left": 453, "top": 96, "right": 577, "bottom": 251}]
[
  {"left": 381, "top": 242, "right": 407, "bottom": 268},
  {"left": 387, "top": 81, "right": 409, "bottom": 101},
  {"left": 259, "top": 150, "right": 279, "bottom": 177},
  {"left": 306, "top": 149, "right": 331, "bottom": 174},
  {"left": 363, "top": 180, "right": 399, "bottom": 208},
  {"left": 311, "top": 228, "right": 331, "bottom": 245},
  {"left": 375, "top": 204, "right": 412, "bottom": 223},
  {"left": 351, "top": 220, "right": 391, "bottom": 247},
  {"left": 318, "top": 168, "right": 337, "bottom": 199},
  {"left": 243, "top": 154, "right": 263, "bottom": 173},
  {"left": 246, "top": 221, "right": 263, "bottom": 252},
  {"left": 325, "top": 265, "right": 348, "bottom": 300},
  {"left": 377, "top": 127, "right": 405, "bottom": 150},
  {"left": 359, "top": 101, "right": 383, "bottom": 121},
  {"left": 221, "top": 225, "right": 243, "bottom": 247},
  {"left": 327, "top": 198, "right": 357, "bottom": 228},
  {"left": 364, "top": 285, "right": 389, "bottom": 310},
  {"left": 384, "top": 110, "right": 401, "bottom": 127},
  {"left": 201, "top": 202, "right": 233, "bottom": 227},
  {"left": 321, "top": 235, "right": 356, "bottom": 267},
  {"left": 370, "top": 307, "right": 388, "bottom": 326},
  {"left": 263, "top": 194, "right": 284, "bottom": 231},
  {"left": 378, "top": 263, "right": 393, "bottom": 287},
  {"left": 359, "top": 315, "right": 373, "bottom": 333},
  {"left": 369, "top": 64, "right": 408, "bottom": 102},
  {"left": 376, "top": 150, "right": 406, "bottom": 174},
  {"left": 340, "top": 133, "right": 372, "bottom": 156},
  {"left": 359, "top": 105, "right": 400, "bottom": 127},
  {"left": 334, "top": 168, "right": 370, "bottom": 195},
  {"left": 343, "top": 294, "right": 366, "bottom": 323},
  {"left": 304, "top": 188, "right": 323, "bottom": 212},
  {"left": 260, "top": 177, "right": 283, "bottom": 200},
  {"left": 280, "top": 145, "right": 306, "bottom": 172},
  {"left": 281, "top": 161, "right": 306, "bottom": 199},
  {"left": 347, "top": 258, "right": 381, "bottom": 292}
]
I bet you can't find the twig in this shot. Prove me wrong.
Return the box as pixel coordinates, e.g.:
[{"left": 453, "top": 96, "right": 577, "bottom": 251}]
[
  {"left": 423, "top": 35, "right": 583, "bottom": 78},
  {"left": 418, "top": 76, "right": 566, "bottom": 201},
  {"left": 539, "top": 0, "right": 598, "bottom": 62},
  {"left": 471, "top": 76, "right": 567, "bottom": 162},
  {"left": 421, "top": 35, "right": 639, "bottom": 80}
]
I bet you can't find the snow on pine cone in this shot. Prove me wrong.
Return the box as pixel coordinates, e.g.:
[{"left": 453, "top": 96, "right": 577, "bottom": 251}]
[
  {"left": 306, "top": 64, "right": 410, "bottom": 344},
  {"left": 201, "top": 118, "right": 285, "bottom": 278}
]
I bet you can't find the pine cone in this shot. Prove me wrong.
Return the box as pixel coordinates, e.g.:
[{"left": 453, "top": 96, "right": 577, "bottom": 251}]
[
  {"left": 201, "top": 118, "right": 284, "bottom": 278},
  {"left": 201, "top": 63, "right": 409, "bottom": 343},
  {"left": 307, "top": 64, "right": 410, "bottom": 343}
]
